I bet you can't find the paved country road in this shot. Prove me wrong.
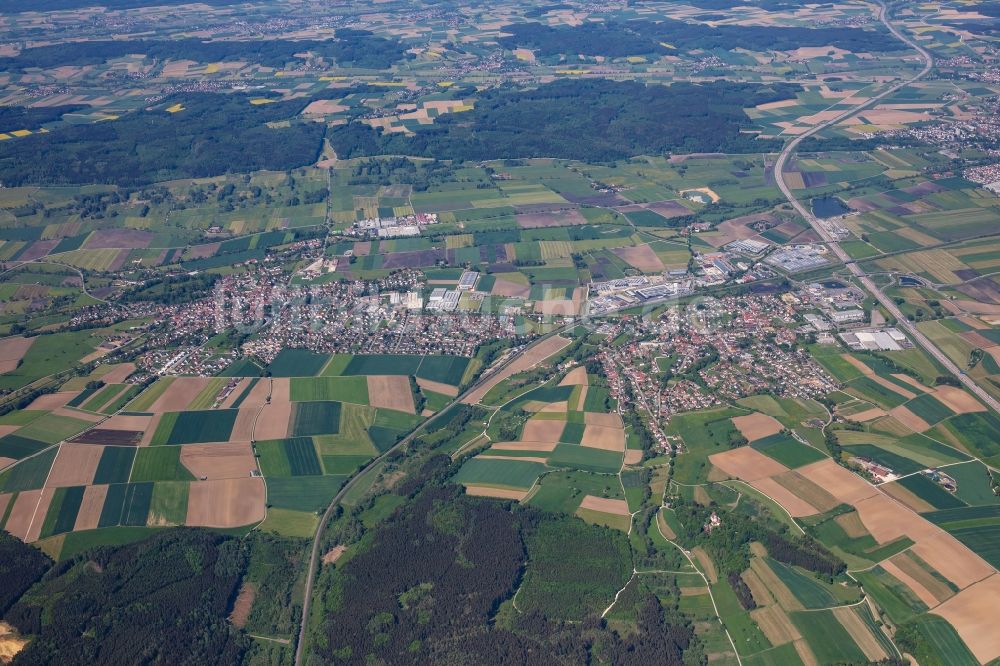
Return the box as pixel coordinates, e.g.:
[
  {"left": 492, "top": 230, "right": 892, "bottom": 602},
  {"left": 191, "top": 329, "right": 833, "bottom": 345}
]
[{"left": 773, "top": 1, "right": 1000, "bottom": 414}]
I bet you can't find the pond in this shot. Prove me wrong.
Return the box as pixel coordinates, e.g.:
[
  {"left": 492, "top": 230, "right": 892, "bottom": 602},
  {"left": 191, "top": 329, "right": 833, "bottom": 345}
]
[{"left": 811, "top": 196, "right": 850, "bottom": 219}]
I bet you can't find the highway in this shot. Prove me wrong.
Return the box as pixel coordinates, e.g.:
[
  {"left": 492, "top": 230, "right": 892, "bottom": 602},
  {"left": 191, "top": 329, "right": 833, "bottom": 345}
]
[{"left": 773, "top": 1, "right": 1000, "bottom": 414}]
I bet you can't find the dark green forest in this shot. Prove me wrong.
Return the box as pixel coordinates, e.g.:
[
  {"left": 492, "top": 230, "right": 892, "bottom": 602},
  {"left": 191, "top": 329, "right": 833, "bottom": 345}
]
[
  {"left": 4, "top": 530, "right": 249, "bottom": 665},
  {"left": 313, "top": 483, "right": 695, "bottom": 665},
  {"left": 0, "top": 532, "right": 50, "bottom": 615},
  {"left": 0, "top": 31, "right": 408, "bottom": 71},
  {"left": 329, "top": 79, "right": 799, "bottom": 162},
  {"left": 0, "top": 94, "right": 324, "bottom": 186},
  {"left": 498, "top": 19, "right": 908, "bottom": 57}
]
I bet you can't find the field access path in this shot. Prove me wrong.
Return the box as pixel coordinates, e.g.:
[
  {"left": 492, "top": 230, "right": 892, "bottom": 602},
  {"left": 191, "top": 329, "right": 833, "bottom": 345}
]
[{"left": 773, "top": 1, "right": 1000, "bottom": 415}]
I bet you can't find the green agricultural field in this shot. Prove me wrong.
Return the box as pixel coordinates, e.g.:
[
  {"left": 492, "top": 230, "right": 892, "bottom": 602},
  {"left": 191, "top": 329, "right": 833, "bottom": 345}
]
[
  {"left": 904, "top": 393, "right": 954, "bottom": 425},
  {"left": 526, "top": 470, "right": 625, "bottom": 514},
  {"left": 92, "top": 447, "right": 136, "bottom": 485},
  {"left": 155, "top": 409, "right": 239, "bottom": 445},
  {"left": 258, "top": 506, "right": 319, "bottom": 538},
  {"left": 120, "top": 482, "right": 154, "bottom": 526},
  {"left": 750, "top": 434, "right": 826, "bottom": 468},
  {"left": 0, "top": 448, "right": 57, "bottom": 492},
  {"left": 186, "top": 378, "right": 227, "bottom": 410},
  {"left": 125, "top": 377, "right": 175, "bottom": 412},
  {"left": 840, "top": 443, "right": 926, "bottom": 475},
  {"left": 548, "top": 444, "right": 621, "bottom": 474},
  {"left": 924, "top": 504, "right": 1000, "bottom": 567},
  {"left": 846, "top": 376, "right": 909, "bottom": 408},
  {"left": 0, "top": 434, "right": 49, "bottom": 460},
  {"left": 790, "top": 609, "right": 867, "bottom": 664},
  {"left": 15, "top": 413, "right": 93, "bottom": 444},
  {"left": 130, "top": 447, "right": 195, "bottom": 483},
  {"left": 147, "top": 481, "right": 189, "bottom": 525},
  {"left": 40, "top": 485, "right": 85, "bottom": 538},
  {"left": 289, "top": 376, "right": 369, "bottom": 404},
  {"left": 415, "top": 355, "right": 472, "bottom": 386},
  {"left": 266, "top": 475, "right": 347, "bottom": 512},
  {"left": 80, "top": 384, "right": 128, "bottom": 412},
  {"left": 933, "top": 412, "right": 1000, "bottom": 464},
  {"left": 342, "top": 354, "right": 422, "bottom": 376},
  {"left": 321, "top": 454, "right": 371, "bottom": 475},
  {"left": 256, "top": 437, "right": 323, "bottom": 476},
  {"left": 559, "top": 422, "right": 584, "bottom": 444},
  {"left": 764, "top": 558, "right": 855, "bottom": 608},
  {"left": 318, "top": 354, "right": 352, "bottom": 377},
  {"left": 853, "top": 566, "right": 928, "bottom": 625},
  {"left": 900, "top": 614, "right": 979, "bottom": 666},
  {"left": 0, "top": 330, "right": 96, "bottom": 391},
  {"left": 290, "top": 401, "right": 342, "bottom": 437},
  {"left": 267, "top": 349, "right": 331, "bottom": 377},
  {"left": 947, "top": 461, "right": 1000, "bottom": 506},
  {"left": 453, "top": 458, "right": 546, "bottom": 489},
  {"left": 667, "top": 407, "right": 746, "bottom": 484},
  {"left": 895, "top": 474, "right": 966, "bottom": 510},
  {"left": 218, "top": 357, "right": 264, "bottom": 378}
]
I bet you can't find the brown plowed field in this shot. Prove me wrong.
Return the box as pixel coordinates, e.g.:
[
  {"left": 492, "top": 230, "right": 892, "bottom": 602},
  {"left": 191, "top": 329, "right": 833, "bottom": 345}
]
[
  {"left": 26, "top": 392, "right": 78, "bottom": 410},
  {"left": 491, "top": 440, "right": 558, "bottom": 452},
  {"left": 558, "top": 366, "right": 588, "bottom": 386},
  {"left": 732, "top": 413, "right": 784, "bottom": 441},
  {"left": 147, "top": 377, "right": 211, "bottom": 412},
  {"left": 100, "top": 414, "right": 152, "bottom": 431},
  {"left": 4, "top": 490, "right": 40, "bottom": 540},
  {"left": 253, "top": 402, "right": 291, "bottom": 440},
  {"left": 578, "top": 495, "right": 630, "bottom": 515},
  {"left": 0, "top": 336, "right": 33, "bottom": 373},
  {"left": 416, "top": 377, "right": 459, "bottom": 397},
  {"left": 368, "top": 375, "right": 415, "bottom": 413},
  {"left": 180, "top": 442, "right": 257, "bottom": 480},
  {"left": 847, "top": 407, "right": 886, "bottom": 422},
  {"left": 888, "top": 552, "right": 954, "bottom": 605},
  {"left": 752, "top": 605, "right": 800, "bottom": 646},
  {"left": 932, "top": 574, "right": 1000, "bottom": 663},
  {"left": 73, "top": 484, "right": 109, "bottom": 531},
  {"left": 237, "top": 378, "right": 273, "bottom": 410},
  {"left": 881, "top": 481, "right": 936, "bottom": 513},
  {"left": 933, "top": 385, "right": 985, "bottom": 413},
  {"left": 580, "top": 425, "right": 625, "bottom": 451},
  {"left": 229, "top": 409, "right": 257, "bottom": 442},
  {"left": 709, "top": 446, "right": 789, "bottom": 482},
  {"left": 186, "top": 477, "right": 264, "bottom": 527},
  {"left": 854, "top": 494, "right": 917, "bottom": 543},
  {"left": 623, "top": 449, "right": 643, "bottom": 465},
  {"left": 911, "top": 533, "right": 994, "bottom": 590},
  {"left": 888, "top": 405, "right": 930, "bottom": 432},
  {"left": 831, "top": 607, "right": 888, "bottom": 662},
  {"left": 140, "top": 414, "right": 162, "bottom": 446},
  {"left": 100, "top": 363, "right": 136, "bottom": 384},
  {"left": 771, "top": 471, "right": 841, "bottom": 512},
  {"left": 610, "top": 245, "right": 665, "bottom": 273},
  {"left": 749, "top": 477, "right": 820, "bottom": 517},
  {"left": 521, "top": 419, "right": 565, "bottom": 443},
  {"left": 464, "top": 485, "right": 528, "bottom": 500},
  {"left": 46, "top": 444, "right": 103, "bottom": 487},
  {"left": 583, "top": 412, "right": 624, "bottom": 428},
  {"left": 795, "top": 459, "right": 877, "bottom": 504},
  {"left": 25, "top": 488, "right": 55, "bottom": 542}
]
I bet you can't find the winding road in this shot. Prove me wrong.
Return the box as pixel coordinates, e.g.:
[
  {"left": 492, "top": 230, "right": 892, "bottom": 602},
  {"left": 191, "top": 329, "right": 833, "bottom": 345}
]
[{"left": 773, "top": 1, "right": 1000, "bottom": 414}]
